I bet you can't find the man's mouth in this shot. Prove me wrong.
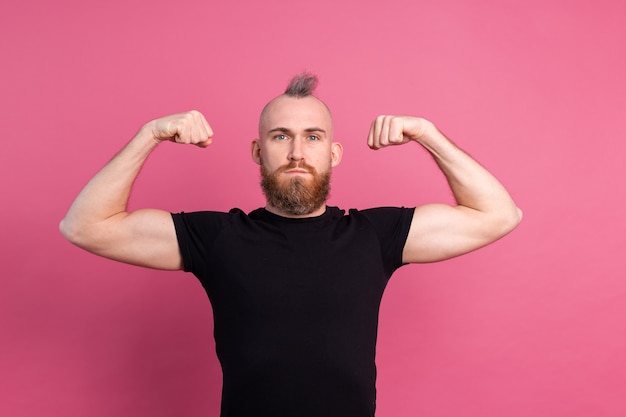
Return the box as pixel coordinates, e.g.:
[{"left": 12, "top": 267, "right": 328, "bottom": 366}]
[{"left": 280, "top": 162, "right": 315, "bottom": 175}]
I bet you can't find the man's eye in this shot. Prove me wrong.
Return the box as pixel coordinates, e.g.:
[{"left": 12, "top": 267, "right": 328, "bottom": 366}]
[
  {"left": 308, "top": 135, "right": 319, "bottom": 141},
  {"left": 275, "top": 134, "right": 287, "bottom": 140}
]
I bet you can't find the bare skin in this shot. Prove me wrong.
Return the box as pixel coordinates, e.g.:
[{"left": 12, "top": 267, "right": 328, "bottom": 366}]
[{"left": 60, "top": 97, "right": 521, "bottom": 269}]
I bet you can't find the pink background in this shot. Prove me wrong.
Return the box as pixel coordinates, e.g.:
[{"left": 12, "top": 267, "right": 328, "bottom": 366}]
[{"left": 2, "top": 0, "right": 625, "bottom": 416}]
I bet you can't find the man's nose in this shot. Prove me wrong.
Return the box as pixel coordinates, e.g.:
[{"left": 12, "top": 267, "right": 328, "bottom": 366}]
[{"left": 288, "top": 137, "right": 304, "bottom": 161}]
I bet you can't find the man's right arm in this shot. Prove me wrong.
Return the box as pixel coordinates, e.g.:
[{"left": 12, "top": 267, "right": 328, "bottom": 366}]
[{"left": 59, "top": 111, "right": 213, "bottom": 270}]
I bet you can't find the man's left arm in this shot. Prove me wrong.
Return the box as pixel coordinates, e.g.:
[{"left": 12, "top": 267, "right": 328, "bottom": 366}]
[{"left": 368, "top": 115, "right": 523, "bottom": 264}]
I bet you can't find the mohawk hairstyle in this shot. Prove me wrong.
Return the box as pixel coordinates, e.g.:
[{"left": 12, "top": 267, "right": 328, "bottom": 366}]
[{"left": 284, "top": 72, "right": 318, "bottom": 97}]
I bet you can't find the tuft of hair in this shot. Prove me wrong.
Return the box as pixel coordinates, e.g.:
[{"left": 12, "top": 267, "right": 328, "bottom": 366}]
[{"left": 284, "top": 72, "right": 318, "bottom": 97}]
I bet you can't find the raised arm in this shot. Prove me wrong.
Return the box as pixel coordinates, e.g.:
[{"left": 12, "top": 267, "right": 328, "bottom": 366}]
[
  {"left": 59, "top": 111, "right": 213, "bottom": 270},
  {"left": 368, "top": 115, "right": 522, "bottom": 263}
]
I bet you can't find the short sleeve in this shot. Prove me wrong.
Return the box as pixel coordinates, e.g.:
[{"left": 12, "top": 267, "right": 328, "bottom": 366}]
[
  {"left": 171, "top": 211, "right": 232, "bottom": 275},
  {"left": 354, "top": 207, "right": 415, "bottom": 274}
]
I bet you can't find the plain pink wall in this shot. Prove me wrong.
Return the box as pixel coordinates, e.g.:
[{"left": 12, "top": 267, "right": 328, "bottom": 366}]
[{"left": 2, "top": 0, "right": 625, "bottom": 416}]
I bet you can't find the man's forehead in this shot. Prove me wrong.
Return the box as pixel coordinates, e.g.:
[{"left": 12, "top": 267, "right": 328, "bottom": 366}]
[{"left": 259, "top": 95, "right": 333, "bottom": 135}]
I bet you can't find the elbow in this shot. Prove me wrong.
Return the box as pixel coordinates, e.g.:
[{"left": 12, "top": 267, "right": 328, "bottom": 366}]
[
  {"left": 59, "top": 217, "right": 79, "bottom": 244},
  {"left": 59, "top": 217, "right": 90, "bottom": 248},
  {"left": 511, "top": 206, "right": 523, "bottom": 228},
  {"left": 499, "top": 205, "right": 523, "bottom": 236},
  {"left": 482, "top": 205, "right": 523, "bottom": 243},
  {"left": 515, "top": 206, "right": 523, "bottom": 225}
]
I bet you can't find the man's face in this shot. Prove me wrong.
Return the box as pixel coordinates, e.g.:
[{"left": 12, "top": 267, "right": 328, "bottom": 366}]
[{"left": 252, "top": 95, "right": 343, "bottom": 216}]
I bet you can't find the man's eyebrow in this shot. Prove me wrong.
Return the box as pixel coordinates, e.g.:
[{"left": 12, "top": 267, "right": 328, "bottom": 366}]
[
  {"left": 267, "top": 127, "right": 327, "bottom": 135},
  {"left": 268, "top": 127, "right": 293, "bottom": 134},
  {"left": 304, "top": 127, "right": 326, "bottom": 134}
]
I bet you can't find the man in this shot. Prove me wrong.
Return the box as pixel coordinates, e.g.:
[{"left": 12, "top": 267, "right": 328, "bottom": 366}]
[{"left": 60, "top": 73, "right": 521, "bottom": 416}]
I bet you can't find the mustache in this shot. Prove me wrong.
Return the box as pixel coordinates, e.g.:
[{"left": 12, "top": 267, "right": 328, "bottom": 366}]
[{"left": 276, "top": 161, "right": 317, "bottom": 174}]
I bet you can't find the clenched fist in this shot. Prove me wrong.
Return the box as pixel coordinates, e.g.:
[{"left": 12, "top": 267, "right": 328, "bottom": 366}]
[
  {"left": 367, "top": 115, "right": 433, "bottom": 150},
  {"left": 147, "top": 110, "right": 214, "bottom": 148}
]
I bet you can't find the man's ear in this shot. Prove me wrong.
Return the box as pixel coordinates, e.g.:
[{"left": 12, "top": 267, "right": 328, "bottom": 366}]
[
  {"left": 251, "top": 139, "right": 261, "bottom": 165},
  {"left": 331, "top": 142, "right": 343, "bottom": 168}
]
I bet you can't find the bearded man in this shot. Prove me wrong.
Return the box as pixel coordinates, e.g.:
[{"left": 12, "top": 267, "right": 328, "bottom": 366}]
[{"left": 60, "top": 73, "right": 521, "bottom": 417}]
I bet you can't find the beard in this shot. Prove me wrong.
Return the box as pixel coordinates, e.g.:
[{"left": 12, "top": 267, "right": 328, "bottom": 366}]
[{"left": 260, "top": 160, "right": 331, "bottom": 216}]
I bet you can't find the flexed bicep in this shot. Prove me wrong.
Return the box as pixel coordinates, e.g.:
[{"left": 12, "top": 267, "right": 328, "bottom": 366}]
[
  {"left": 402, "top": 203, "right": 508, "bottom": 263},
  {"left": 93, "top": 209, "right": 183, "bottom": 270}
]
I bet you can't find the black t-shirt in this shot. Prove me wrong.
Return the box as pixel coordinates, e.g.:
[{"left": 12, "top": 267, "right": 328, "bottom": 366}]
[{"left": 172, "top": 206, "right": 414, "bottom": 417}]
